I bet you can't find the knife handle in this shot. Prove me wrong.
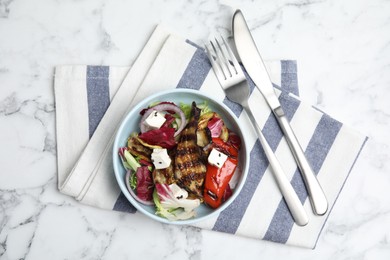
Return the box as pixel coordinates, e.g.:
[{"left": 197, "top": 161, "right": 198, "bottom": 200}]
[
  {"left": 243, "top": 102, "right": 309, "bottom": 226},
  {"left": 274, "top": 111, "right": 328, "bottom": 215}
]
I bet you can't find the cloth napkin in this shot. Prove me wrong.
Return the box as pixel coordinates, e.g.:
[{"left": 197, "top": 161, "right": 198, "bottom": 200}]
[{"left": 54, "top": 25, "right": 367, "bottom": 249}]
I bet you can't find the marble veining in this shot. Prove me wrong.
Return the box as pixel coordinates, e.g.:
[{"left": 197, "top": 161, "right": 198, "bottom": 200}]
[{"left": 1, "top": 0, "right": 390, "bottom": 259}]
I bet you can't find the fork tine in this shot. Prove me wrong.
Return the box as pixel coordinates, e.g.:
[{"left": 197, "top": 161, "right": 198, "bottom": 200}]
[
  {"left": 206, "top": 35, "right": 246, "bottom": 88},
  {"left": 210, "top": 39, "right": 231, "bottom": 80},
  {"left": 220, "top": 36, "right": 241, "bottom": 75},
  {"left": 205, "top": 43, "right": 226, "bottom": 81},
  {"left": 214, "top": 37, "right": 234, "bottom": 78}
]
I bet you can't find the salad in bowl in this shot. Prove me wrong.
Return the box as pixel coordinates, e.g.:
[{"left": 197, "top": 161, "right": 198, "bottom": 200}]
[{"left": 113, "top": 89, "right": 249, "bottom": 224}]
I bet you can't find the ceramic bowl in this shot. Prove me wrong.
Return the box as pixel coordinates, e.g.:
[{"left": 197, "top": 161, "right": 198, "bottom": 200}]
[{"left": 113, "top": 89, "right": 249, "bottom": 225}]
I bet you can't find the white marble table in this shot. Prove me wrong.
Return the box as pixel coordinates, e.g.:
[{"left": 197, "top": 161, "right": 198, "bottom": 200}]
[{"left": 1, "top": 0, "right": 389, "bottom": 259}]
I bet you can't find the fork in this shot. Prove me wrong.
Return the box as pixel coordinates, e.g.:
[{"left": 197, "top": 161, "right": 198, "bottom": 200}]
[{"left": 205, "top": 36, "right": 309, "bottom": 226}]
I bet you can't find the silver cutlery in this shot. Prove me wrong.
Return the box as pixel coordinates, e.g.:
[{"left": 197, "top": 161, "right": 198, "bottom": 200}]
[
  {"left": 205, "top": 36, "right": 309, "bottom": 226},
  {"left": 232, "top": 9, "right": 328, "bottom": 215}
]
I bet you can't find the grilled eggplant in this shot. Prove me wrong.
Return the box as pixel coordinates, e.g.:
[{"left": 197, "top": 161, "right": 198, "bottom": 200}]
[
  {"left": 174, "top": 102, "right": 207, "bottom": 199},
  {"left": 127, "top": 136, "right": 152, "bottom": 163},
  {"left": 196, "top": 127, "right": 211, "bottom": 147}
]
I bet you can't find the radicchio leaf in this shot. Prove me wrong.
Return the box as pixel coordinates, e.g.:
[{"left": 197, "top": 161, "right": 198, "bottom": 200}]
[
  {"left": 207, "top": 117, "right": 224, "bottom": 138},
  {"left": 161, "top": 114, "right": 175, "bottom": 128},
  {"left": 135, "top": 166, "right": 154, "bottom": 201},
  {"left": 139, "top": 127, "right": 176, "bottom": 149},
  {"left": 227, "top": 130, "right": 241, "bottom": 151}
]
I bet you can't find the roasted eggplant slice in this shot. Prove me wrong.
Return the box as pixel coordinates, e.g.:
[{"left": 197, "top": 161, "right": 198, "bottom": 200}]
[
  {"left": 127, "top": 136, "right": 152, "bottom": 163},
  {"left": 196, "top": 127, "right": 211, "bottom": 147}
]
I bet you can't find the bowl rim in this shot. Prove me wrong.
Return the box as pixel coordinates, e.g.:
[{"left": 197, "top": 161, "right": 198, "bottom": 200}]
[{"left": 113, "top": 88, "right": 249, "bottom": 225}]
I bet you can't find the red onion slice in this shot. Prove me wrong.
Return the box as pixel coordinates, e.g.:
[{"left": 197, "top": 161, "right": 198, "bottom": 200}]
[
  {"left": 125, "top": 170, "right": 154, "bottom": 206},
  {"left": 139, "top": 103, "right": 187, "bottom": 137}
]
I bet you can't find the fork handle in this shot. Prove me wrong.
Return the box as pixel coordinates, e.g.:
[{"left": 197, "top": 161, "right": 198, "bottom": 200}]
[
  {"left": 243, "top": 103, "right": 309, "bottom": 226},
  {"left": 274, "top": 111, "right": 328, "bottom": 216}
]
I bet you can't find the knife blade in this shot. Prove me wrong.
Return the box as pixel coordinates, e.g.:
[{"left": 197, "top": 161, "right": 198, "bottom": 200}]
[{"left": 232, "top": 9, "right": 328, "bottom": 216}]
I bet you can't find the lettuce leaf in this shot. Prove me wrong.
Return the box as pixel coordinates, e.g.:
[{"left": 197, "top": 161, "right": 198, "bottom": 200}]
[
  {"left": 153, "top": 183, "right": 200, "bottom": 221},
  {"left": 197, "top": 101, "right": 212, "bottom": 115},
  {"left": 179, "top": 103, "right": 192, "bottom": 119},
  {"left": 119, "top": 147, "right": 141, "bottom": 171}
]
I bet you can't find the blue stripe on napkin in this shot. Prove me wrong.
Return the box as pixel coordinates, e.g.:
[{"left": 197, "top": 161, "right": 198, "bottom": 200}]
[
  {"left": 113, "top": 192, "right": 137, "bottom": 213},
  {"left": 263, "top": 114, "right": 342, "bottom": 243},
  {"left": 176, "top": 46, "right": 210, "bottom": 90},
  {"left": 85, "top": 66, "right": 137, "bottom": 213},
  {"left": 86, "top": 66, "right": 111, "bottom": 138}
]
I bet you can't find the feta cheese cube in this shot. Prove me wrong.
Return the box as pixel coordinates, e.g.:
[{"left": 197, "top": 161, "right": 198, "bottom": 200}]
[
  {"left": 208, "top": 148, "right": 228, "bottom": 168},
  {"left": 169, "top": 183, "right": 189, "bottom": 200},
  {"left": 151, "top": 148, "right": 172, "bottom": 169},
  {"left": 145, "top": 110, "right": 166, "bottom": 130}
]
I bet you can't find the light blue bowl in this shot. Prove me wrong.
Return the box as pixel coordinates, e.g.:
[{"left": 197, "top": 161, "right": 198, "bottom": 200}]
[{"left": 113, "top": 89, "right": 249, "bottom": 225}]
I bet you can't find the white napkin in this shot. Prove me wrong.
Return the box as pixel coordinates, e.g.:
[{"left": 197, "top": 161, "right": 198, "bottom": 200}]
[{"left": 54, "top": 25, "right": 367, "bottom": 249}]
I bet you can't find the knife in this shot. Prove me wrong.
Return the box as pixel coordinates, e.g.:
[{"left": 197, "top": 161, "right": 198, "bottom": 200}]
[{"left": 232, "top": 9, "right": 328, "bottom": 216}]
